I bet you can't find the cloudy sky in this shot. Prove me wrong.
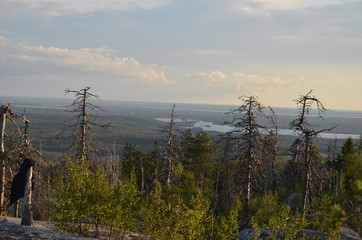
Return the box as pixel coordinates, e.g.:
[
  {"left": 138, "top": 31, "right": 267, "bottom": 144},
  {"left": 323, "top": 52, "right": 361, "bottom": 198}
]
[{"left": 1, "top": 0, "right": 361, "bottom": 110}]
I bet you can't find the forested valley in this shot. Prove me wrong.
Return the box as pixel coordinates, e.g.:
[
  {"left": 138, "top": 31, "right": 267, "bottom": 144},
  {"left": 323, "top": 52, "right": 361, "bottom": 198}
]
[{"left": 0, "top": 87, "right": 361, "bottom": 240}]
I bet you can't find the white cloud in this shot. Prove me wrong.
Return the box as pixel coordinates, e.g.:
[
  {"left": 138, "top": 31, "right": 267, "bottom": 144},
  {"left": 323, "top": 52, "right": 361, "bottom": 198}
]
[
  {"left": 103, "top": 0, "right": 172, "bottom": 11},
  {"left": 0, "top": 0, "right": 171, "bottom": 18},
  {"left": 193, "top": 70, "right": 326, "bottom": 95},
  {"left": 0, "top": 36, "right": 9, "bottom": 47},
  {"left": 1, "top": 39, "right": 174, "bottom": 85},
  {"left": 230, "top": 0, "right": 345, "bottom": 16},
  {"left": 0, "top": 0, "right": 84, "bottom": 18}
]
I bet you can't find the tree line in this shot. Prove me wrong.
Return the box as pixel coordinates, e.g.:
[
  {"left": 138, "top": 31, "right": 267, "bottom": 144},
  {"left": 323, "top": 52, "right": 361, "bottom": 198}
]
[{"left": 0, "top": 87, "right": 361, "bottom": 239}]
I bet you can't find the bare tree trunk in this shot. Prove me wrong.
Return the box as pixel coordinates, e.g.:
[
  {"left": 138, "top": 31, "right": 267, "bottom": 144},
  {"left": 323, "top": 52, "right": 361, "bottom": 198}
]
[
  {"left": 302, "top": 137, "right": 311, "bottom": 214},
  {"left": 81, "top": 88, "right": 87, "bottom": 160},
  {"left": 164, "top": 104, "right": 178, "bottom": 187},
  {"left": 21, "top": 166, "right": 33, "bottom": 226},
  {"left": 268, "top": 109, "right": 279, "bottom": 193},
  {"left": 224, "top": 138, "right": 233, "bottom": 209},
  {"left": 332, "top": 138, "right": 339, "bottom": 205},
  {"left": 140, "top": 157, "right": 145, "bottom": 192},
  {"left": 14, "top": 201, "right": 19, "bottom": 217},
  {"left": 243, "top": 161, "right": 252, "bottom": 224},
  {"left": 0, "top": 107, "right": 7, "bottom": 210}
]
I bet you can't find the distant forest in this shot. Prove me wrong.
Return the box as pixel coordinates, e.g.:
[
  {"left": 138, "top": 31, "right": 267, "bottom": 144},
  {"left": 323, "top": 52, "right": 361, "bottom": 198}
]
[{"left": 0, "top": 87, "right": 361, "bottom": 239}]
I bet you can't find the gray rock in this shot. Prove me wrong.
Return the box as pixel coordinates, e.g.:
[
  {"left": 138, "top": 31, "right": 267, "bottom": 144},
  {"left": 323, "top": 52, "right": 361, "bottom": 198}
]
[
  {"left": 340, "top": 228, "right": 362, "bottom": 240},
  {"left": 0, "top": 220, "right": 95, "bottom": 240},
  {"left": 285, "top": 193, "right": 302, "bottom": 209},
  {"left": 235, "top": 228, "right": 361, "bottom": 240}
]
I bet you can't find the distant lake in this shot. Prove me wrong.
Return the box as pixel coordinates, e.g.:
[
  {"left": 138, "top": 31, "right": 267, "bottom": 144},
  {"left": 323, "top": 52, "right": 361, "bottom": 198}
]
[{"left": 155, "top": 118, "right": 361, "bottom": 140}]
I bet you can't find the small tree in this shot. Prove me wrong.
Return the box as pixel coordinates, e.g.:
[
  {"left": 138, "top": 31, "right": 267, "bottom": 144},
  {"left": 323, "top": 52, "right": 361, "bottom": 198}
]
[
  {"left": 105, "top": 173, "right": 142, "bottom": 239},
  {"left": 182, "top": 129, "right": 217, "bottom": 190},
  {"left": 55, "top": 158, "right": 111, "bottom": 237},
  {"left": 142, "top": 181, "right": 170, "bottom": 238},
  {"left": 55, "top": 158, "right": 92, "bottom": 235},
  {"left": 337, "top": 138, "right": 362, "bottom": 232},
  {"left": 213, "top": 198, "right": 241, "bottom": 240},
  {"left": 252, "top": 192, "right": 304, "bottom": 239}
]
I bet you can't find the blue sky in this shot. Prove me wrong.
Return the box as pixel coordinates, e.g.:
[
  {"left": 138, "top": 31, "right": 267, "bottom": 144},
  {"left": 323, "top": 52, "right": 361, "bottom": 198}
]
[{"left": 1, "top": 0, "right": 362, "bottom": 110}]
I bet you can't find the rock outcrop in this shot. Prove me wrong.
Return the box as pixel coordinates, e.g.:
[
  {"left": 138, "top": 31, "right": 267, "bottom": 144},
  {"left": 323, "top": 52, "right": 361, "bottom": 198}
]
[
  {"left": 0, "top": 219, "right": 95, "bottom": 240},
  {"left": 235, "top": 228, "right": 361, "bottom": 240},
  {"left": 0, "top": 216, "right": 148, "bottom": 240}
]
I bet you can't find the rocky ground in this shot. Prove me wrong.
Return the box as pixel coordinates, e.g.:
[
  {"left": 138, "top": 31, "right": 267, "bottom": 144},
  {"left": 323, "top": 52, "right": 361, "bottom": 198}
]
[
  {"left": 0, "top": 217, "right": 96, "bottom": 240},
  {"left": 2, "top": 216, "right": 361, "bottom": 240},
  {"left": 236, "top": 228, "right": 362, "bottom": 240},
  {"left": 0, "top": 217, "right": 148, "bottom": 240}
]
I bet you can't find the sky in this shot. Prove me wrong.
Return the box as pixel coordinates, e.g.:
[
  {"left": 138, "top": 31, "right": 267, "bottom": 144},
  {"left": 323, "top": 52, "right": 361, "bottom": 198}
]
[{"left": 1, "top": 0, "right": 362, "bottom": 110}]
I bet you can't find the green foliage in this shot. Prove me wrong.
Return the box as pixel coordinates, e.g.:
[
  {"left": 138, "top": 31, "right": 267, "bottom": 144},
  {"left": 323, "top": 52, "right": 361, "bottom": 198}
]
[
  {"left": 55, "top": 157, "right": 111, "bottom": 236},
  {"left": 250, "top": 192, "right": 307, "bottom": 239},
  {"left": 213, "top": 198, "right": 241, "bottom": 240},
  {"left": 55, "top": 158, "right": 91, "bottom": 235},
  {"left": 105, "top": 172, "right": 142, "bottom": 238},
  {"left": 86, "top": 165, "right": 112, "bottom": 237},
  {"left": 252, "top": 192, "right": 290, "bottom": 230},
  {"left": 182, "top": 130, "right": 217, "bottom": 189},
  {"left": 323, "top": 205, "right": 347, "bottom": 236},
  {"left": 121, "top": 143, "right": 156, "bottom": 193},
  {"left": 142, "top": 181, "right": 170, "bottom": 239},
  {"left": 306, "top": 196, "right": 347, "bottom": 237},
  {"left": 336, "top": 138, "right": 362, "bottom": 233},
  {"left": 142, "top": 175, "right": 211, "bottom": 240}
]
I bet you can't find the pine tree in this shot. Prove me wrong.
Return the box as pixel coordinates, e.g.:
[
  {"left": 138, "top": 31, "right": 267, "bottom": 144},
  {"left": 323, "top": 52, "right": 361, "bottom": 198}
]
[
  {"left": 213, "top": 198, "right": 241, "bottom": 240},
  {"left": 337, "top": 138, "right": 362, "bottom": 232},
  {"left": 142, "top": 180, "right": 170, "bottom": 239},
  {"left": 182, "top": 129, "right": 217, "bottom": 190}
]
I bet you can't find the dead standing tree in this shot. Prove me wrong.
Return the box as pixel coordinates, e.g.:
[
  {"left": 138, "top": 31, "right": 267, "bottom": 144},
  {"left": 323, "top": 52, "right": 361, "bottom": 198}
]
[
  {"left": 0, "top": 102, "right": 40, "bottom": 225},
  {"left": 290, "top": 90, "right": 334, "bottom": 214},
  {"left": 61, "top": 87, "right": 111, "bottom": 162},
  {"left": 225, "top": 96, "right": 267, "bottom": 227},
  {"left": 217, "top": 134, "right": 238, "bottom": 211},
  {"left": 0, "top": 102, "right": 17, "bottom": 213},
  {"left": 7, "top": 110, "right": 42, "bottom": 225},
  {"left": 18, "top": 113, "right": 41, "bottom": 226},
  {"left": 264, "top": 107, "right": 279, "bottom": 194},
  {"left": 162, "top": 104, "right": 182, "bottom": 187}
]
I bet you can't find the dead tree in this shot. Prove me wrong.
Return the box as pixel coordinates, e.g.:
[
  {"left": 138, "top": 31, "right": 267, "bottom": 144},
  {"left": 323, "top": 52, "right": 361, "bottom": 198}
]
[
  {"left": 162, "top": 104, "right": 182, "bottom": 186},
  {"left": 326, "top": 138, "right": 340, "bottom": 204},
  {"left": 264, "top": 107, "right": 279, "bottom": 193},
  {"left": 225, "top": 96, "right": 267, "bottom": 227},
  {"left": 0, "top": 103, "right": 17, "bottom": 213},
  {"left": 290, "top": 90, "right": 334, "bottom": 214},
  {"left": 19, "top": 113, "right": 36, "bottom": 226},
  {"left": 218, "top": 135, "right": 235, "bottom": 210},
  {"left": 60, "top": 87, "right": 111, "bottom": 162},
  {"left": 11, "top": 111, "right": 42, "bottom": 225}
]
